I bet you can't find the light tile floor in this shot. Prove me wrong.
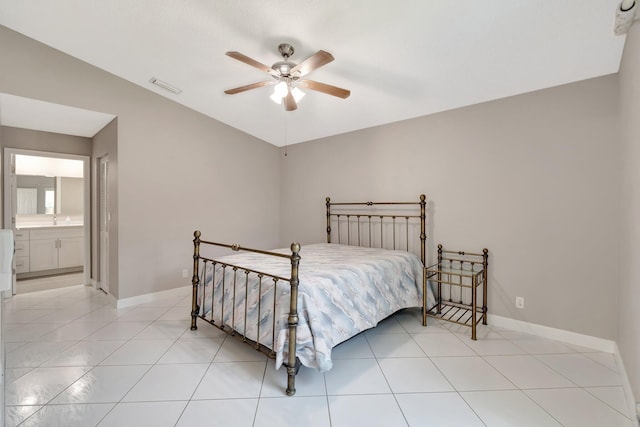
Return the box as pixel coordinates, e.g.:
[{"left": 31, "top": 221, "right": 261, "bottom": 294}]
[{"left": 2, "top": 284, "right": 637, "bottom": 427}]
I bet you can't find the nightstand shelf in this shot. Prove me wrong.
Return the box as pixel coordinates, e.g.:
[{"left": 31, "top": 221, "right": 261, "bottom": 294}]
[{"left": 424, "top": 244, "right": 488, "bottom": 340}]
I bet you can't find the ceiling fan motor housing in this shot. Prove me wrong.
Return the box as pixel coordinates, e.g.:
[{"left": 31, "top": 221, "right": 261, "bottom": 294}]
[
  {"left": 278, "top": 43, "right": 294, "bottom": 58},
  {"left": 273, "top": 43, "right": 296, "bottom": 77}
]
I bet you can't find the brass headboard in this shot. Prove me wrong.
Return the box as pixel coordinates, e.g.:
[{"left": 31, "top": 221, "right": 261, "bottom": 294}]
[{"left": 325, "top": 194, "right": 427, "bottom": 266}]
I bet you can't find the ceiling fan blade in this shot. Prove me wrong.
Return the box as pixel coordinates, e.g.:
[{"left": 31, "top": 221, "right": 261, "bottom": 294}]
[
  {"left": 283, "top": 90, "right": 297, "bottom": 111},
  {"left": 226, "top": 51, "right": 277, "bottom": 76},
  {"left": 298, "top": 79, "right": 350, "bottom": 99},
  {"left": 224, "top": 81, "right": 275, "bottom": 95},
  {"left": 290, "top": 50, "right": 334, "bottom": 77}
]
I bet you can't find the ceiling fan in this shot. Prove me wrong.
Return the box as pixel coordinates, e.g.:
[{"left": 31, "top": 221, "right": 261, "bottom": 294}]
[{"left": 224, "top": 43, "right": 350, "bottom": 111}]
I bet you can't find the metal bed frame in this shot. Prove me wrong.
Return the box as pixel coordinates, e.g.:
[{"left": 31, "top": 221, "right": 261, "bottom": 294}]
[{"left": 190, "top": 194, "right": 427, "bottom": 396}]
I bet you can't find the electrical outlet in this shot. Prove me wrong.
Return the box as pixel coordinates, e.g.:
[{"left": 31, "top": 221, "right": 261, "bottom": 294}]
[
  {"left": 182, "top": 269, "right": 189, "bottom": 278},
  {"left": 515, "top": 296, "right": 525, "bottom": 309}
]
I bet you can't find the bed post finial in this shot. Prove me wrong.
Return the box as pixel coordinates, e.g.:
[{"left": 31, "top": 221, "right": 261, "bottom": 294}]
[
  {"left": 191, "top": 231, "right": 202, "bottom": 331},
  {"left": 326, "top": 197, "right": 332, "bottom": 243}
]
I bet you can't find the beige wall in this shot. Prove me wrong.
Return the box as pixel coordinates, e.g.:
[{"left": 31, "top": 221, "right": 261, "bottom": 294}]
[
  {"left": 618, "top": 23, "right": 640, "bottom": 401},
  {"left": 59, "top": 177, "right": 83, "bottom": 215},
  {"left": 0, "top": 126, "right": 92, "bottom": 156},
  {"left": 280, "top": 75, "right": 620, "bottom": 341},
  {"left": 0, "top": 25, "right": 281, "bottom": 299}
]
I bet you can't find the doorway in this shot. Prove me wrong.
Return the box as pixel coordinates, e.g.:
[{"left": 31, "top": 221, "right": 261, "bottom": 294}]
[{"left": 2, "top": 148, "right": 90, "bottom": 294}]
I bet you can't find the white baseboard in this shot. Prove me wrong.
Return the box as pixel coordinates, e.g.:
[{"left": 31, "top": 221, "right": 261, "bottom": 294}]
[
  {"left": 488, "top": 314, "right": 616, "bottom": 353},
  {"left": 115, "top": 285, "right": 191, "bottom": 309}
]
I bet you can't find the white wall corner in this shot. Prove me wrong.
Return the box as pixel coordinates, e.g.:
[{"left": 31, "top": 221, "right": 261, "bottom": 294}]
[
  {"left": 612, "top": 343, "right": 640, "bottom": 426},
  {"left": 106, "top": 291, "right": 118, "bottom": 308}
]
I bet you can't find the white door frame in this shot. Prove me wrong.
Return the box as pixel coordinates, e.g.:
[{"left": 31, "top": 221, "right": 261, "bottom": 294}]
[
  {"left": 97, "top": 155, "right": 109, "bottom": 294},
  {"left": 2, "top": 148, "right": 91, "bottom": 293}
]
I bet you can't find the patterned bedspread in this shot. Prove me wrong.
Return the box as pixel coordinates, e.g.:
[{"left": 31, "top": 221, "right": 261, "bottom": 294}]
[{"left": 198, "top": 243, "right": 432, "bottom": 372}]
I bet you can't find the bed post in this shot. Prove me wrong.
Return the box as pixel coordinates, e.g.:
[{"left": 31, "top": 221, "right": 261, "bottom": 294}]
[
  {"left": 419, "top": 194, "right": 427, "bottom": 326},
  {"left": 326, "top": 197, "right": 332, "bottom": 243},
  {"left": 190, "top": 230, "right": 201, "bottom": 331},
  {"left": 419, "top": 194, "right": 426, "bottom": 265},
  {"left": 286, "top": 242, "right": 301, "bottom": 396},
  {"left": 436, "top": 244, "right": 443, "bottom": 315},
  {"left": 482, "top": 248, "right": 489, "bottom": 325}
]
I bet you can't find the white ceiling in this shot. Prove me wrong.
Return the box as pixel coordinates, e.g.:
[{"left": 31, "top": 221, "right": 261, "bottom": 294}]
[
  {"left": 0, "top": 93, "right": 115, "bottom": 138},
  {"left": 0, "top": 1, "right": 629, "bottom": 146}
]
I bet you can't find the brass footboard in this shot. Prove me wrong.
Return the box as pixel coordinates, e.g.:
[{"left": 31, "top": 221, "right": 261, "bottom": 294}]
[{"left": 190, "top": 230, "right": 301, "bottom": 396}]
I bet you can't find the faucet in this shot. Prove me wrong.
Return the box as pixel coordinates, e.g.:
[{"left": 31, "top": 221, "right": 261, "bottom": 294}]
[{"left": 53, "top": 214, "right": 57, "bottom": 225}]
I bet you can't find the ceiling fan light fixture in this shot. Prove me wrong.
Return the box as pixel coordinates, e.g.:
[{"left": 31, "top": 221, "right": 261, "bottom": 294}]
[
  {"left": 270, "top": 82, "right": 305, "bottom": 105},
  {"left": 291, "top": 87, "right": 305, "bottom": 103},
  {"left": 270, "top": 81, "right": 288, "bottom": 104}
]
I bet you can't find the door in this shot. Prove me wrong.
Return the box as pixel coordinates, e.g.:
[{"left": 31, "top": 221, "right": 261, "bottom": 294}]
[
  {"left": 58, "top": 236, "right": 84, "bottom": 268},
  {"left": 3, "top": 148, "right": 90, "bottom": 291},
  {"left": 98, "top": 156, "right": 109, "bottom": 293}
]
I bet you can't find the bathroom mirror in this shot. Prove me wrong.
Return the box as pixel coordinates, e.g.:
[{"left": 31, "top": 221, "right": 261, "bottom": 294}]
[
  {"left": 16, "top": 175, "right": 54, "bottom": 214},
  {"left": 16, "top": 175, "right": 84, "bottom": 215}
]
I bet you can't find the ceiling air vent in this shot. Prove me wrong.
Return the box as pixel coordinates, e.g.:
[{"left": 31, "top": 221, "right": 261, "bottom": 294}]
[{"left": 149, "top": 77, "right": 182, "bottom": 94}]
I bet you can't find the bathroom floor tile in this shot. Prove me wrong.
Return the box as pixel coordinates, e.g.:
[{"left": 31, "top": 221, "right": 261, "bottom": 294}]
[
  {"left": 396, "top": 392, "right": 485, "bottom": 426},
  {"left": 19, "top": 403, "right": 114, "bottom": 427},
  {"left": 324, "top": 358, "right": 391, "bottom": 395},
  {"left": 192, "top": 361, "right": 266, "bottom": 399},
  {"left": 5, "top": 366, "right": 92, "bottom": 405},
  {"left": 99, "top": 339, "right": 175, "bottom": 365},
  {"left": 328, "top": 394, "right": 407, "bottom": 427},
  {"left": 97, "top": 401, "right": 187, "bottom": 427},
  {"left": 485, "top": 354, "right": 575, "bottom": 389},
  {"left": 461, "top": 390, "right": 562, "bottom": 426},
  {"left": 175, "top": 399, "right": 257, "bottom": 427},
  {"left": 366, "top": 332, "right": 426, "bottom": 358},
  {"left": 536, "top": 353, "right": 623, "bottom": 387},
  {"left": 123, "top": 363, "right": 209, "bottom": 401},
  {"left": 412, "top": 332, "right": 476, "bottom": 357},
  {"left": 254, "top": 396, "right": 331, "bottom": 427},
  {"left": 378, "top": 357, "right": 453, "bottom": 393},
  {"left": 51, "top": 365, "right": 150, "bottom": 403},
  {"left": 525, "top": 388, "right": 633, "bottom": 427},
  {"left": 431, "top": 356, "right": 515, "bottom": 391}
]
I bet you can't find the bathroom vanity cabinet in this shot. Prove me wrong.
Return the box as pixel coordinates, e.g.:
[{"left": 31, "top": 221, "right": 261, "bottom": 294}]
[{"left": 15, "top": 226, "right": 84, "bottom": 277}]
